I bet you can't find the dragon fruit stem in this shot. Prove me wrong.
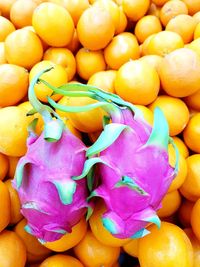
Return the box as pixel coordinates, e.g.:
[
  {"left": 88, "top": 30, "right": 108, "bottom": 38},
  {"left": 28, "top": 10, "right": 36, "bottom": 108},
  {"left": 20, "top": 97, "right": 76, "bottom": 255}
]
[{"left": 28, "top": 67, "right": 64, "bottom": 142}]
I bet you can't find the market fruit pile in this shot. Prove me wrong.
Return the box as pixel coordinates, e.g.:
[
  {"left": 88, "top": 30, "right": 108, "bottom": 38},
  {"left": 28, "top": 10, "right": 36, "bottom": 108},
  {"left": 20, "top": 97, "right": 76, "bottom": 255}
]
[{"left": 0, "top": 0, "right": 200, "bottom": 266}]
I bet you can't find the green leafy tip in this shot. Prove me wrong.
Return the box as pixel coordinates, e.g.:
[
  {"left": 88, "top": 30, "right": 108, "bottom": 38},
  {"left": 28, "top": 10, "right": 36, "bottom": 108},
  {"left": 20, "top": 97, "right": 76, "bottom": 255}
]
[
  {"left": 145, "top": 107, "right": 169, "bottom": 150},
  {"left": 53, "top": 180, "right": 76, "bottom": 205},
  {"left": 86, "top": 123, "right": 131, "bottom": 158}
]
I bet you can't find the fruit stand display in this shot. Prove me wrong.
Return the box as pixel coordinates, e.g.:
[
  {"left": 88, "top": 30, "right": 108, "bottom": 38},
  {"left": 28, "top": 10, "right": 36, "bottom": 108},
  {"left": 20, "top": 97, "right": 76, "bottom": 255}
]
[{"left": 0, "top": 0, "right": 200, "bottom": 266}]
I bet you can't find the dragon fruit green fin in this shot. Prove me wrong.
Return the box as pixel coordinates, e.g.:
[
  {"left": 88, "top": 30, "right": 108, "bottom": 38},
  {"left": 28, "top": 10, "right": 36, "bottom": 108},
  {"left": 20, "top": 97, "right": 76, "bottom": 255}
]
[
  {"left": 145, "top": 107, "right": 169, "bottom": 150},
  {"left": 115, "top": 176, "right": 149, "bottom": 196},
  {"left": 53, "top": 180, "right": 76, "bottom": 205},
  {"left": 131, "top": 228, "right": 150, "bottom": 239},
  {"left": 86, "top": 123, "right": 131, "bottom": 157}
]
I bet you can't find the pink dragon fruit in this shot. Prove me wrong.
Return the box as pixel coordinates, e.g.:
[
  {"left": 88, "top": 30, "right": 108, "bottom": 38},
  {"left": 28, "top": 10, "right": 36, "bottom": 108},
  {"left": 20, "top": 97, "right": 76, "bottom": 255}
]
[
  {"left": 47, "top": 84, "right": 179, "bottom": 239},
  {"left": 13, "top": 69, "right": 89, "bottom": 243}
]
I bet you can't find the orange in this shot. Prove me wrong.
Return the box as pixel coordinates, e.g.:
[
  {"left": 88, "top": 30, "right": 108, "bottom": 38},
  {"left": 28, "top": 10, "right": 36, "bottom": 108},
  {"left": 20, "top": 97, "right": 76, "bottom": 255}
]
[
  {"left": 166, "top": 14, "right": 197, "bottom": 44},
  {"left": 151, "top": 0, "right": 168, "bottom": 6},
  {"left": 184, "top": 228, "right": 200, "bottom": 267},
  {"left": 5, "top": 29, "right": 43, "bottom": 70},
  {"left": 43, "top": 47, "right": 76, "bottom": 81},
  {"left": 104, "top": 32, "right": 140, "bottom": 70},
  {"left": 158, "top": 48, "right": 200, "bottom": 97},
  {"left": 77, "top": 5, "right": 115, "bottom": 50},
  {"left": 14, "top": 218, "right": 51, "bottom": 261},
  {"left": 74, "top": 230, "right": 120, "bottom": 267},
  {"left": 48, "top": 0, "right": 89, "bottom": 26},
  {"left": 0, "top": 0, "right": 16, "bottom": 18},
  {"left": 135, "top": 15, "right": 162, "bottom": 44},
  {"left": 191, "top": 199, "right": 200, "bottom": 241},
  {"left": 63, "top": 118, "right": 82, "bottom": 140},
  {"left": 55, "top": 96, "right": 107, "bottom": 133},
  {"left": 8, "top": 156, "right": 20, "bottom": 179},
  {"left": 66, "top": 29, "right": 81, "bottom": 54},
  {"left": 40, "top": 254, "right": 84, "bottom": 267},
  {"left": 157, "top": 190, "right": 182, "bottom": 218},
  {"left": 0, "top": 230, "right": 26, "bottom": 267},
  {"left": 0, "top": 106, "right": 30, "bottom": 156},
  {"left": 89, "top": 201, "right": 130, "bottom": 247},
  {"left": 122, "top": 0, "right": 150, "bottom": 22},
  {"left": 140, "top": 33, "right": 156, "bottom": 56},
  {"left": 0, "top": 181, "right": 10, "bottom": 232},
  {"left": 123, "top": 238, "right": 139, "bottom": 258},
  {"left": 44, "top": 217, "right": 87, "bottom": 252},
  {"left": 138, "top": 221, "right": 193, "bottom": 267},
  {"left": 76, "top": 48, "right": 106, "bottom": 80},
  {"left": 93, "top": 0, "right": 120, "bottom": 33},
  {"left": 32, "top": 2, "right": 74, "bottom": 47},
  {"left": 0, "top": 64, "right": 29, "bottom": 107},
  {"left": 194, "top": 22, "right": 200, "bottom": 39},
  {"left": 88, "top": 70, "right": 117, "bottom": 93},
  {"left": 4, "top": 179, "right": 23, "bottom": 225},
  {"left": 193, "top": 11, "right": 200, "bottom": 23},
  {"left": 184, "top": 89, "right": 200, "bottom": 111},
  {"left": 149, "top": 95, "right": 189, "bottom": 136},
  {"left": 160, "top": 0, "right": 188, "bottom": 27},
  {"left": 147, "top": 3, "right": 161, "bottom": 18},
  {"left": 182, "top": 0, "right": 200, "bottom": 15},
  {"left": 0, "top": 16, "right": 15, "bottom": 42},
  {"left": 139, "top": 55, "right": 163, "bottom": 71},
  {"left": 29, "top": 60, "right": 68, "bottom": 103},
  {"left": 115, "top": 60, "right": 160, "bottom": 105},
  {"left": 115, "top": 6, "right": 127, "bottom": 34},
  {"left": 146, "top": 31, "right": 184, "bottom": 56},
  {"left": 135, "top": 105, "right": 154, "bottom": 126},
  {"left": 168, "top": 144, "right": 188, "bottom": 192},
  {"left": 10, "top": 0, "right": 38, "bottom": 29},
  {"left": 180, "top": 155, "right": 200, "bottom": 200},
  {"left": 172, "top": 136, "right": 189, "bottom": 158},
  {"left": 183, "top": 113, "right": 200, "bottom": 153},
  {"left": 186, "top": 37, "right": 200, "bottom": 57},
  {"left": 0, "top": 153, "right": 9, "bottom": 181},
  {"left": 0, "top": 42, "right": 6, "bottom": 64},
  {"left": 178, "top": 199, "right": 195, "bottom": 227},
  {"left": 18, "top": 101, "right": 44, "bottom": 136}
]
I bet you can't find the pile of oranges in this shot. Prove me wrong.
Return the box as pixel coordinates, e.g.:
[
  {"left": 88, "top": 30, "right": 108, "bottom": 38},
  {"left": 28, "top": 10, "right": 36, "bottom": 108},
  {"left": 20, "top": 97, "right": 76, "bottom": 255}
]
[{"left": 0, "top": 0, "right": 200, "bottom": 266}]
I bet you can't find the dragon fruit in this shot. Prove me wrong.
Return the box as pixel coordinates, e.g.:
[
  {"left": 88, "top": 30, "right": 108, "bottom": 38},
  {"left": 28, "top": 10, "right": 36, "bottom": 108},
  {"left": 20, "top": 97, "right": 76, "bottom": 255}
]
[
  {"left": 13, "top": 69, "right": 89, "bottom": 243},
  {"left": 47, "top": 83, "right": 179, "bottom": 239}
]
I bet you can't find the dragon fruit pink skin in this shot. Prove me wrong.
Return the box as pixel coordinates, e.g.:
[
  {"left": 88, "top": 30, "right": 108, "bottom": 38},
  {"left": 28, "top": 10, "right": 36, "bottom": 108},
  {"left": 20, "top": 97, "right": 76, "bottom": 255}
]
[
  {"left": 13, "top": 68, "right": 90, "bottom": 243},
  {"left": 13, "top": 129, "right": 88, "bottom": 243},
  {"left": 38, "top": 79, "right": 179, "bottom": 240},
  {"left": 73, "top": 105, "right": 178, "bottom": 239}
]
